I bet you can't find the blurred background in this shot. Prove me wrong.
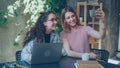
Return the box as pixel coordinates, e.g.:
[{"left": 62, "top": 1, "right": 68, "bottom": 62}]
[{"left": 0, "top": 0, "right": 120, "bottom": 64}]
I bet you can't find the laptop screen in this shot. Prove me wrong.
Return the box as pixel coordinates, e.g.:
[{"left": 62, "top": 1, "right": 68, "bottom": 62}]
[{"left": 31, "top": 43, "right": 63, "bottom": 64}]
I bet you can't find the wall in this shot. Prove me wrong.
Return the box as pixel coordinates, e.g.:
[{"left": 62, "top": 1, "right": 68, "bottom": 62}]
[
  {"left": 0, "top": 0, "right": 27, "bottom": 62},
  {"left": 102, "top": 0, "right": 119, "bottom": 57}
]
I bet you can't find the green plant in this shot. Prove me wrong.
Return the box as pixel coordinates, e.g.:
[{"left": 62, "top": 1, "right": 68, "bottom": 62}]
[
  {"left": 7, "top": 0, "right": 45, "bottom": 46},
  {"left": 0, "top": 12, "right": 7, "bottom": 26},
  {"left": 44, "top": 0, "right": 67, "bottom": 16},
  {"left": 0, "top": 11, "right": 18, "bottom": 26},
  {"left": 0, "top": 0, "right": 20, "bottom": 26}
]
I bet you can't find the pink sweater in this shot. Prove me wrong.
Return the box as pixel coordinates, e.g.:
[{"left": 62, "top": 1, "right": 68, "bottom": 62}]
[{"left": 60, "top": 26, "right": 100, "bottom": 53}]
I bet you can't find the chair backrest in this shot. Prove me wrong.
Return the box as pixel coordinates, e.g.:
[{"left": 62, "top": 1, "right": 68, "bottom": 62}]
[
  {"left": 15, "top": 50, "right": 22, "bottom": 61},
  {"left": 90, "top": 49, "right": 109, "bottom": 62},
  {"left": 0, "top": 63, "right": 4, "bottom": 68}
]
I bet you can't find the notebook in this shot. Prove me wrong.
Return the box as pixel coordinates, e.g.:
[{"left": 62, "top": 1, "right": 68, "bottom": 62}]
[{"left": 31, "top": 43, "right": 63, "bottom": 64}]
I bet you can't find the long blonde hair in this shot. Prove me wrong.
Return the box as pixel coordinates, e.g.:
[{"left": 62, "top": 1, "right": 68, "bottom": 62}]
[{"left": 61, "top": 6, "right": 80, "bottom": 32}]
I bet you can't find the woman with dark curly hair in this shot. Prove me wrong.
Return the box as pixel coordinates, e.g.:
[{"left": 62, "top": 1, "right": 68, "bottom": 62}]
[{"left": 21, "top": 10, "right": 61, "bottom": 65}]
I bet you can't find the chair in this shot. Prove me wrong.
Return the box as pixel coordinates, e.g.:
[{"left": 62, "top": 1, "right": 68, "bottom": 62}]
[
  {"left": 90, "top": 49, "right": 109, "bottom": 62},
  {"left": 15, "top": 50, "right": 30, "bottom": 67},
  {"left": 15, "top": 50, "right": 22, "bottom": 61},
  {"left": 0, "top": 63, "right": 4, "bottom": 68}
]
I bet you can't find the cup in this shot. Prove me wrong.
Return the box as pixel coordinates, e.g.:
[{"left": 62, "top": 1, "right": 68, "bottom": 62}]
[
  {"left": 81, "top": 53, "right": 90, "bottom": 61},
  {"left": 80, "top": 17, "right": 83, "bottom": 22},
  {"left": 89, "top": 9, "right": 96, "bottom": 18}
]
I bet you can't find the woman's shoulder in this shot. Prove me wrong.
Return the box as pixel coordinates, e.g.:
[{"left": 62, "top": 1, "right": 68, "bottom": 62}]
[
  {"left": 25, "top": 39, "right": 36, "bottom": 47},
  {"left": 60, "top": 31, "right": 67, "bottom": 35},
  {"left": 79, "top": 26, "right": 92, "bottom": 30}
]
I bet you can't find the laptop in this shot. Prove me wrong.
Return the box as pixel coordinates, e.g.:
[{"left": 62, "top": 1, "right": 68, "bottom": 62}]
[{"left": 31, "top": 43, "right": 63, "bottom": 65}]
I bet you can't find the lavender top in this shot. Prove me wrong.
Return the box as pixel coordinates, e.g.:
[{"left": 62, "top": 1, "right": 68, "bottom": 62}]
[{"left": 60, "top": 26, "right": 101, "bottom": 53}]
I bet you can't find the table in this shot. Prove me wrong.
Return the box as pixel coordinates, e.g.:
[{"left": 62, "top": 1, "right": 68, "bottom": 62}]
[
  {"left": 99, "top": 61, "right": 120, "bottom": 68},
  {"left": 31, "top": 56, "right": 120, "bottom": 68}
]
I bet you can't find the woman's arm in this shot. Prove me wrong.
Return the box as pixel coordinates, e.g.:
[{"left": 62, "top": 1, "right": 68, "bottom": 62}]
[
  {"left": 62, "top": 39, "right": 82, "bottom": 57},
  {"left": 96, "top": 8, "right": 106, "bottom": 39},
  {"left": 62, "top": 39, "right": 97, "bottom": 59},
  {"left": 88, "top": 8, "right": 106, "bottom": 39},
  {"left": 21, "top": 41, "right": 33, "bottom": 64},
  {"left": 99, "top": 19, "right": 106, "bottom": 39}
]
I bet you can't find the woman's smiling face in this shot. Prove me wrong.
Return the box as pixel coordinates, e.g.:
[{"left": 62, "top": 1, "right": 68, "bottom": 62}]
[
  {"left": 64, "top": 12, "right": 77, "bottom": 27},
  {"left": 44, "top": 13, "right": 58, "bottom": 30}
]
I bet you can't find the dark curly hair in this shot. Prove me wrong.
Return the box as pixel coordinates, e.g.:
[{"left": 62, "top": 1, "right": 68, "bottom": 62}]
[{"left": 23, "top": 11, "right": 56, "bottom": 47}]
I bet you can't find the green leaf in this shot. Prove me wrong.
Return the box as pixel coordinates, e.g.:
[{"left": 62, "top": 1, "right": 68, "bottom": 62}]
[
  {"left": 55, "top": 23, "right": 63, "bottom": 35},
  {"left": 0, "top": 18, "right": 7, "bottom": 26},
  {"left": 13, "top": 41, "right": 19, "bottom": 46}
]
